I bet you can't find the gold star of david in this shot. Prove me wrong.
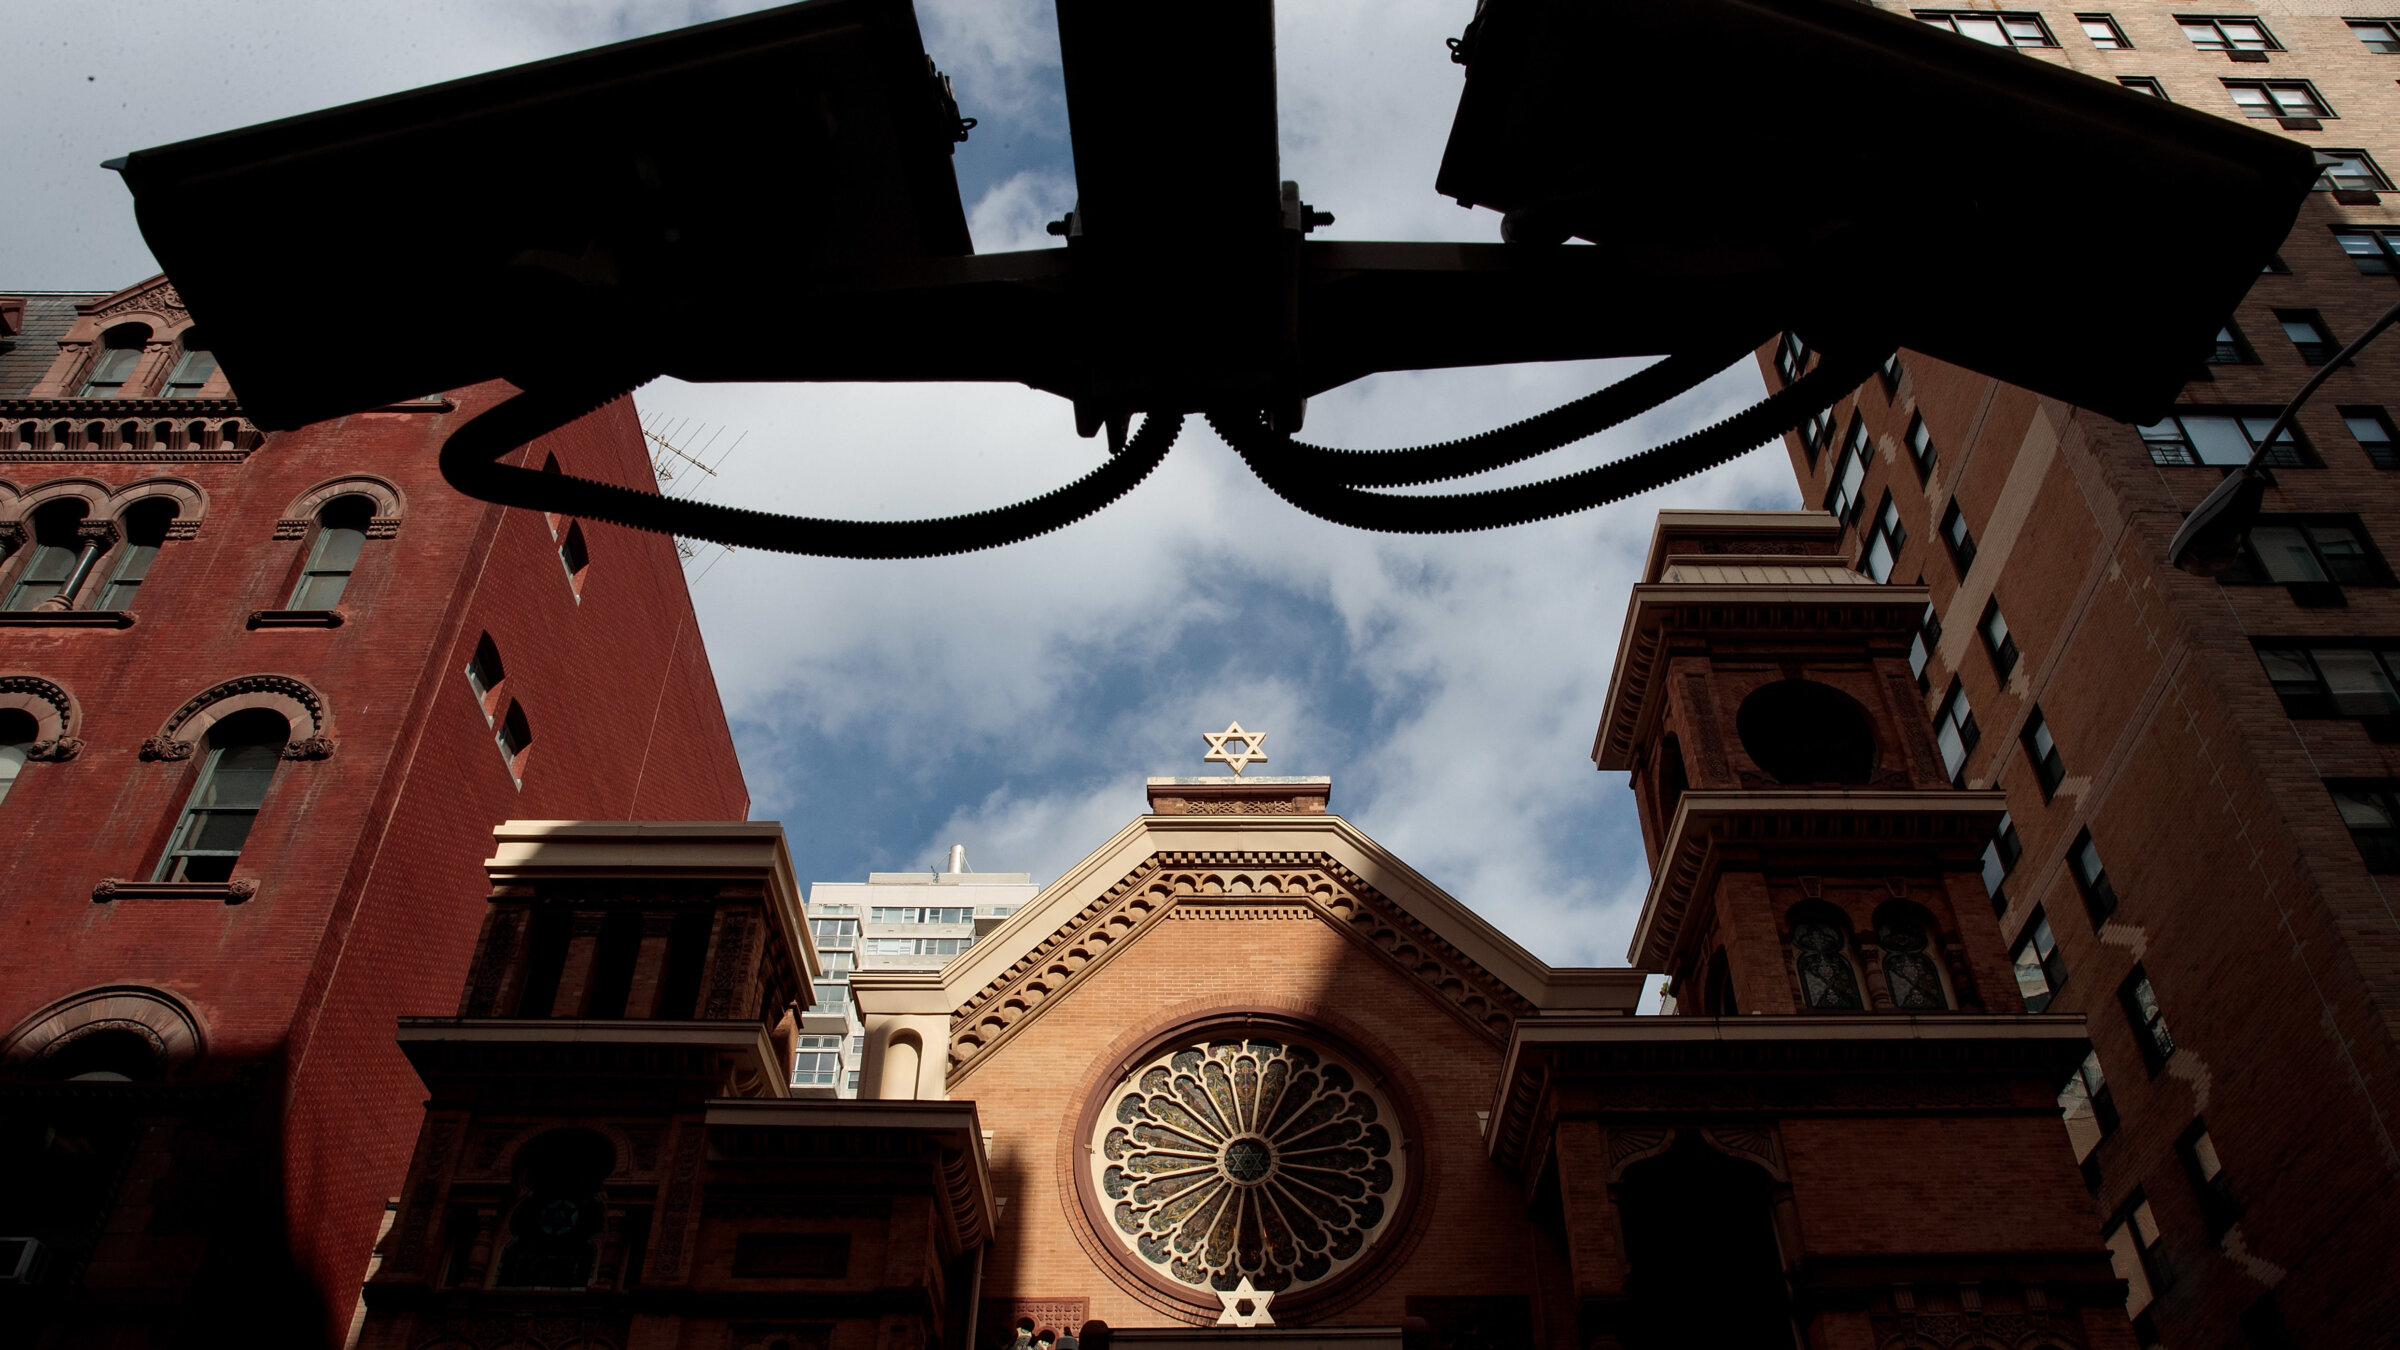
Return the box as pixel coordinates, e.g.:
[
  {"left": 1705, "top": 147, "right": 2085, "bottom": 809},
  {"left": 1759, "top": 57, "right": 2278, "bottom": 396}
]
[
  {"left": 1201, "top": 722, "right": 1269, "bottom": 775},
  {"left": 1214, "top": 1276, "right": 1276, "bottom": 1327}
]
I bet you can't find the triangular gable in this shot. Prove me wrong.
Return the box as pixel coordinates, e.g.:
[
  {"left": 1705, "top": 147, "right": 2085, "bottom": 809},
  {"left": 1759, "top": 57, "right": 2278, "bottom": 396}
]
[
  {"left": 872, "top": 813, "right": 1641, "bottom": 1088},
  {"left": 77, "top": 274, "right": 187, "bottom": 327}
]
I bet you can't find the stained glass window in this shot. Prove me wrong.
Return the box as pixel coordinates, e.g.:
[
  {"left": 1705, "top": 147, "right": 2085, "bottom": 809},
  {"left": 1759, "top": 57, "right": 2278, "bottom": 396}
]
[
  {"left": 1791, "top": 917, "right": 1865, "bottom": 1010},
  {"left": 1876, "top": 911, "right": 1950, "bottom": 1009}
]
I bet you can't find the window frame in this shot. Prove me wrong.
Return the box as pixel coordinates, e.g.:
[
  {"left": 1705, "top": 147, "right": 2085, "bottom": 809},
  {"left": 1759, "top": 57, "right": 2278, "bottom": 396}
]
[
  {"left": 2206, "top": 321, "right": 2257, "bottom": 365},
  {"left": 464, "top": 634, "right": 507, "bottom": 727},
  {"left": 1863, "top": 492, "right": 1907, "bottom": 583},
  {"left": 2011, "top": 907, "right": 2068, "bottom": 1012},
  {"left": 1904, "top": 411, "right": 1938, "bottom": 480},
  {"left": 2333, "top": 226, "right": 2400, "bottom": 276},
  {"left": 2347, "top": 17, "right": 2400, "bottom": 53},
  {"left": 2137, "top": 409, "right": 2312, "bottom": 468},
  {"left": 1823, "top": 415, "right": 1870, "bottom": 525},
  {"left": 2339, "top": 406, "right": 2399, "bottom": 469},
  {"left": 2069, "top": 828, "right": 2120, "bottom": 926},
  {"left": 1981, "top": 810, "right": 2023, "bottom": 914},
  {"left": 2316, "top": 148, "right": 2392, "bottom": 197},
  {"left": 2222, "top": 78, "right": 2332, "bottom": 124},
  {"left": 558, "top": 521, "right": 591, "bottom": 601},
  {"left": 2077, "top": 12, "right": 2131, "bottom": 47},
  {"left": 289, "top": 495, "right": 374, "bottom": 611},
  {"left": 2119, "top": 964, "right": 2177, "bottom": 1072},
  {"left": 2117, "top": 75, "right": 2171, "bottom": 99},
  {"left": 2178, "top": 14, "right": 2282, "bottom": 52},
  {"left": 1910, "top": 598, "right": 1942, "bottom": 691},
  {"left": 2274, "top": 308, "right": 2340, "bottom": 365},
  {"left": 1935, "top": 677, "right": 1980, "bottom": 785},
  {"left": 2022, "top": 705, "right": 2067, "bottom": 798},
  {"left": 2176, "top": 1119, "right": 2243, "bottom": 1236},
  {"left": 2060, "top": 1049, "right": 2119, "bottom": 1164},
  {"left": 495, "top": 699, "right": 533, "bottom": 784},
  {"left": 1940, "top": 500, "right": 1978, "bottom": 572},
  {"left": 153, "top": 711, "right": 287, "bottom": 883},
  {"left": 2102, "top": 1191, "right": 2168, "bottom": 1320},
  {"left": 1915, "top": 9, "right": 2060, "bottom": 47},
  {"left": 1978, "top": 598, "right": 2020, "bottom": 678},
  {"left": 2218, "top": 515, "right": 2395, "bottom": 591},
  {"left": 1774, "top": 332, "right": 1810, "bottom": 385},
  {"left": 2254, "top": 641, "right": 2400, "bottom": 721},
  {"left": 2329, "top": 779, "right": 2400, "bottom": 873},
  {"left": 161, "top": 334, "right": 217, "bottom": 399}
]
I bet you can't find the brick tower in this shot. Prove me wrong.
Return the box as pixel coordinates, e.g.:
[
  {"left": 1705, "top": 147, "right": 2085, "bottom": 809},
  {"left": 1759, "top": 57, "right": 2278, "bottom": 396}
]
[{"left": 1537, "top": 508, "right": 2135, "bottom": 1348}]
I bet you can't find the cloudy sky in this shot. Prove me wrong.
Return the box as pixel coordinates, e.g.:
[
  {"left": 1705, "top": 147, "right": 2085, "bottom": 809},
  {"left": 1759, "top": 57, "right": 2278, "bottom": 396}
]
[{"left": 5, "top": 0, "right": 1800, "bottom": 976}]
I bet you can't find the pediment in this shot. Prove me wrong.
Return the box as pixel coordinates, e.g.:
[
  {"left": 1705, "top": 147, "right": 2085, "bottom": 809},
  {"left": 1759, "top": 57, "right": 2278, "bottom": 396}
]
[
  {"left": 866, "top": 814, "right": 1642, "bottom": 1088},
  {"left": 78, "top": 274, "right": 187, "bottom": 327}
]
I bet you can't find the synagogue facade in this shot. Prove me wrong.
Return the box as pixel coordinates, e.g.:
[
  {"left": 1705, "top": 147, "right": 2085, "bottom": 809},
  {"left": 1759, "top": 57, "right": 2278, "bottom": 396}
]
[{"left": 352, "top": 511, "right": 2135, "bottom": 1350}]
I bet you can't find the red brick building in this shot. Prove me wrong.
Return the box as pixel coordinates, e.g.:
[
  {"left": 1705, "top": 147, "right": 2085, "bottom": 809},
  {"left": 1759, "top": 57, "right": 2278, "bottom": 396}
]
[
  {"left": 0, "top": 275, "right": 748, "bottom": 1347},
  {"left": 1761, "top": 7, "right": 2400, "bottom": 1346}
]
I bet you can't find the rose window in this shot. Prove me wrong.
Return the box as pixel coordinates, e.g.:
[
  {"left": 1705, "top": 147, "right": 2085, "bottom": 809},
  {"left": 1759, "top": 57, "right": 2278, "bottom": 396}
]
[{"left": 1091, "top": 1038, "right": 1403, "bottom": 1297}]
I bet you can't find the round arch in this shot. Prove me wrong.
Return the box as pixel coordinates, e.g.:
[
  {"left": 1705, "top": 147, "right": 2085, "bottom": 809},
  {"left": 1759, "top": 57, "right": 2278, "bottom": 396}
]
[
  {"left": 106, "top": 477, "right": 208, "bottom": 535},
  {"left": 140, "top": 673, "right": 334, "bottom": 762},
  {"left": 278, "top": 474, "right": 405, "bottom": 539},
  {"left": 0, "top": 673, "right": 82, "bottom": 759},
  {"left": 1, "top": 985, "right": 205, "bottom": 1079}
]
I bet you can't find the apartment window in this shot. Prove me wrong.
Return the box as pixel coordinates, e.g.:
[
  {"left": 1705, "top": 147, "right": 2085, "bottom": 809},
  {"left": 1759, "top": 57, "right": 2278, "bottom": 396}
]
[
  {"left": 817, "top": 950, "right": 854, "bottom": 972},
  {"left": 559, "top": 522, "right": 590, "bottom": 600},
  {"left": 2317, "top": 149, "right": 2392, "bottom": 196},
  {"left": 814, "top": 903, "right": 856, "bottom": 916},
  {"left": 2333, "top": 227, "right": 2400, "bottom": 274},
  {"left": 1824, "top": 417, "right": 1869, "bottom": 524},
  {"left": 1863, "top": 493, "right": 1907, "bottom": 582},
  {"left": 1774, "top": 332, "right": 1809, "bottom": 384},
  {"left": 1916, "top": 10, "right": 2058, "bottom": 47},
  {"left": 161, "top": 331, "right": 217, "bottom": 398},
  {"left": 1905, "top": 412, "right": 1938, "bottom": 479},
  {"left": 2219, "top": 516, "right": 2392, "bottom": 590},
  {"left": 2262, "top": 252, "right": 2288, "bottom": 274},
  {"left": 810, "top": 980, "right": 849, "bottom": 1011},
  {"left": 1797, "top": 409, "right": 1835, "bottom": 466},
  {"left": 0, "top": 709, "right": 35, "bottom": 807},
  {"left": 2177, "top": 1121, "right": 2244, "bottom": 1236},
  {"left": 2180, "top": 15, "right": 2280, "bottom": 51},
  {"left": 97, "top": 498, "right": 177, "bottom": 611},
  {"left": 155, "top": 709, "right": 287, "bottom": 883},
  {"left": 845, "top": 1069, "right": 861, "bottom": 1092},
  {"left": 2276, "top": 310, "right": 2339, "bottom": 365},
  {"left": 1935, "top": 678, "right": 1979, "bottom": 783},
  {"left": 2060, "top": 1051, "right": 2119, "bottom": 1163},
  {"left": 2329, "top": 781, "right": 2400, "bottom": 872},
  {"left": 2069, "top": 828, "right": 2119, "bottom": 925},
  {"left": 2137, "top": 410, "right": 2308, "bottom": 467},
  {"left": 1910, "top": 600, "right": 1942, "bottom": 689},
  {"left": 2225, "top": 80, "right": 2331, "bottom": 124},
  {"left": 4, "top": 502, "right": 86, "bottom": 611},
  {"left": 464, "top": 634, "right": 506, "bottom": 724},
  {"left": 495, "top": 700, "right": 533, "bottom": 782},
  {"left": 1978, "top": 599, "right": 2019, "bottom": 678},
  {"left": 810, "top": 917, "right": 858, "bottom": 945},
  {"left": 1940, "top": 500, "right": 1977, "bottom": 571},
  {"left": 2118, "top": 76, "right": 2170, "bottom": 98},
  {"left": 2205, "top": 324, "right": 2255, "bottom": 365},
  {"left": 2341, "top": 407, "right": 2399, "bottom": 468},
  {"left": 290, "top": 495, "right": 373, "bottom": 609},
  {"left": 2348, "top": 18, "right": 2400, "bottom": 52},
  {"left": 849, "top": 1035, "right": 864, "bottom": 1056},
  {"left": 2120, "top": 965, "right": 2177, "bottom": 1070},
  {"left": 1981, "top": 811, "right": 2023, "bottom": 913},
  {"left": 2022, "top": 705, "right": 2067, "bottom": 797},
  {"left": 2078, "top": 13, "right": 2130, "bottom": 47},
  {"left": 2102, "top": 1194, "right": 2167, "bottom": 1320},
  {"left": 864, "top": 936, "right": 971, "bottom": 957},
  {"left": 793, "top": 1035, "right": 842, "bottom": 1087},
  {"left": 1877, "top": 352, "right": 1902, "bottom": 392},
  {"left": 77, "top": 324, "right": 148, "bottom": 397},
  {"left": 2010, "top": 909, "right": 2068, "bottom": 1012},
  {"left": 870, "top": 905, "right": 973, "bottom": 924},
  {"left": 2255, "top": 643, "right": 2400, "bottom": 718}
]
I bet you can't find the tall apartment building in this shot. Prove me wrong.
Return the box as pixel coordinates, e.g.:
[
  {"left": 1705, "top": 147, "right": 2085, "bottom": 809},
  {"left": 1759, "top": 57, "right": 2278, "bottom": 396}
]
[
  {"left": 0, "top": 275, "right": 748, "bottom": 1347},
  {"left": 798, "top": 845, "right": 1033, "bottom": 1096},
  {"left": 1755, "top": 7, "right": 2400, "bottom": 1346}
]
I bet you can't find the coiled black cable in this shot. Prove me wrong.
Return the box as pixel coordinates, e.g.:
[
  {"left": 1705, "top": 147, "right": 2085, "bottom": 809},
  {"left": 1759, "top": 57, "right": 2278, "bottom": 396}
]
[
  {"left": 439, "top": 378, "right": 1184, "bottom": 560},
  {"left": 1207, "top": 347, "right": 1880, "bottom": 534}
]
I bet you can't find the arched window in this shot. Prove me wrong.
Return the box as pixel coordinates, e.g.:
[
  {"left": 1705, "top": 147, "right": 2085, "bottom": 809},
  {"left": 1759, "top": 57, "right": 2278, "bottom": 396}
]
[
  {"left": 35, "top": 1028, "right": 166, "bottom": 1082},
  {"left": 161, "top": 330, "right": 217, "bottom": 399},
  {"left": 495, "top": 700, "right": 533, "bottom": 782},
  {"left": 1874, "top": 904, "right": 1953, "bottom": 1010},
  {"left": 1788, "top": 906, "right": 1866, "bottom": 1011},
  {"left": 493, "top": 1129, "right": 614, "bottom": 1289},
  {"left": 290, "top": 494, "right": 373, "bottom": 609},
  {"left": 154, "top": 708, "right": 288, "bottom": 882},
  {"left": 97, "top": 498, "right": 179, "bottom": 611},
  {"left": 78, "top": 324, "right": 150, "bottom": 398},
  {"left": 5, "top": 500, "right": 91, "bottom": 610},
  {"left": 0, "top": 707, "right": 34, "bottom": 806},
  {"left": 558, "top": 521, "right": 590, "bottom": 599},
  {"left": 464, "top": 633, "right": 507, "bottom": 724}
]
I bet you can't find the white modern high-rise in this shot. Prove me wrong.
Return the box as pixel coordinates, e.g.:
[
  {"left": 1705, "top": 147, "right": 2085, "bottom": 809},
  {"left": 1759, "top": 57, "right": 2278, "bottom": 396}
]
[{"left": 794, "top": 844, "right": 1035, "bottom": 1097}]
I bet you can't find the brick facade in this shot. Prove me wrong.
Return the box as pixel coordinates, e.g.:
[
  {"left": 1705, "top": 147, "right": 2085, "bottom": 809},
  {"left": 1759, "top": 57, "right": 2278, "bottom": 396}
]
[
  {"left": 1770, "top": 8, "right": 2400, "bottom": 1343},
  {"left": 0, "top": 276, "right": 747, "bottom": 1347}
]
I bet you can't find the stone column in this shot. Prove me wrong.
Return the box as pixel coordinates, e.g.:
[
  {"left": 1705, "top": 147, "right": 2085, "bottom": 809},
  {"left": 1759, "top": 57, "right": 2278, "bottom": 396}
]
[
  {"left": 1550, "top": 1118, "right": 1632, "bottom": 1350},
  {"left": 626, "top": 910, "right": 677, "bottom": 1018},
  {"left": 551, "top": 909, "right": 608, "bottom": 1017}
]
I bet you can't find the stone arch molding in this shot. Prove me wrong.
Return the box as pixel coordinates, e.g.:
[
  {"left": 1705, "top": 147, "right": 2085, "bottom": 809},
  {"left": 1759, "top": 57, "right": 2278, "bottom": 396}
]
[
  {"left": 1, "top": 985, "right": 205, "bottom": 1078},
  {"left": 139, "top": 673, "right": 334, "bottom": 762},
  {"left": 275, "top": 473, "right": 405, "bottom": 540},
  {"left": 0, "top": 673, "right": 83, "bottom": 760},
  {"left": 1604, "top": 1124, "right": 1790, "bottom": 1183},
  {"left": 1, "top": 476, "right": 209, "bottom": 538}
]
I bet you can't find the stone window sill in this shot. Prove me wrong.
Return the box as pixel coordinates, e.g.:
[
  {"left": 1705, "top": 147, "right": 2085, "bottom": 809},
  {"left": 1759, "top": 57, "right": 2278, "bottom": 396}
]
[
  {"left": 92, "top": 878, "right": 257, "bottom": 904},
  {"left": 0, "top": 610, "right": 133, "bottom": 628},
  {"left": 248, "top": 609, "right": 345, "bottom": 629}
]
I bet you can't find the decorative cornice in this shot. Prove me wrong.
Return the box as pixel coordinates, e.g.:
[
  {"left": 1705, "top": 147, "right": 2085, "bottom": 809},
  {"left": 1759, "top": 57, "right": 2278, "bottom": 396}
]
[
  {"left": 0, "top": 400, "right": 258, "bottom": 463},
  {"left": 142, "top": 673, "right": 332, "bottom": 761},
  {"left": 1628, "top": 791, "right": 2007, "bottom": 971},
  {"left": 1592, "top": 583, "right": 1932, "bottom": 771},
  {"left": 946, "top": 851, "right": 1539, "bottom": 1081},
  {"left": 81, "top": 279, "right": 187, "bottom": 321}
]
